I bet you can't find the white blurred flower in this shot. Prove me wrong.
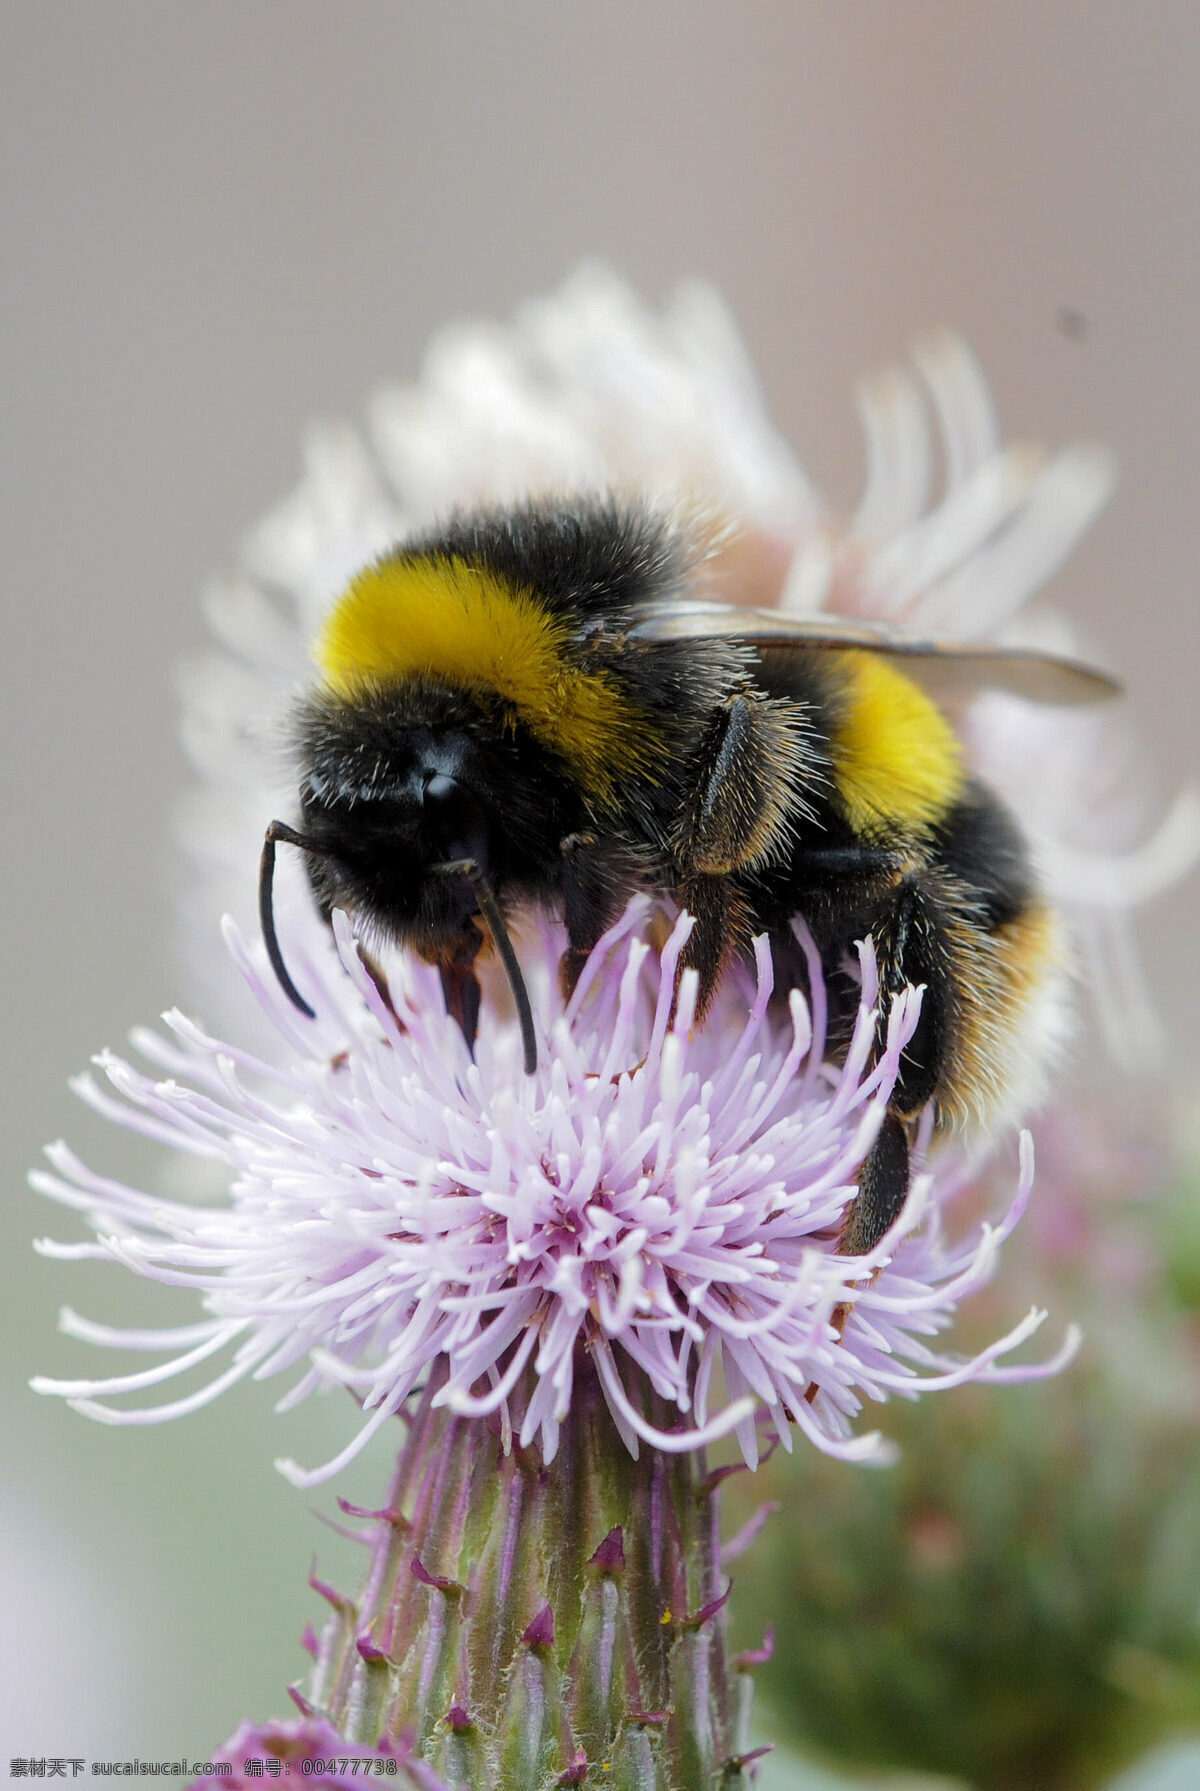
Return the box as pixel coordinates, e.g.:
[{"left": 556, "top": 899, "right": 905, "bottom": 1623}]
[
  {"left": 178, "top": 267, "right": 1196, "bottom": 1064},
  {"left": 777, "top": 332, "right": 1199, "bottom": 1063}
]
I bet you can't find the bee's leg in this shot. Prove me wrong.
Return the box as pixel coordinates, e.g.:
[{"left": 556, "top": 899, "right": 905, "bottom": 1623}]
[
  {"left": 437, "top": 928, "right": 483, "bottom": 1058},
  {"left": 681, "top": 692, "right": 812, "bottom": 879},
  {"left": 838, "top": 1113, "right": 910, "bottom": 1254},
  {"left": 357, "top": 943, "right": 402, "bottom": 1024},
  {"left": 836, "top": 875, "right": 955, "bottom": 1248},
  {"left": 676, "top": 691, "right": 813, "bottom": 1014},
  {"left": 673, "top": 871, "right": 753, "bottom": 1017},
  {"left": 558, "top": 830, "right": 601, "bottom": 998},
  {"left": 870, "top": 878, "right": 951, "bottom": 1118},
  {"left": 813, "top": 1112, "right": 912, "bottom": 1392},
  {"left": 795, "top": 870, "right": 964, "bottom": 1398},
  {"left": 809, "top": 866, "right": 990, "bottom": 1393},
  {"left": 558, "top": 831, "right": 636, "bottom": 1001}
]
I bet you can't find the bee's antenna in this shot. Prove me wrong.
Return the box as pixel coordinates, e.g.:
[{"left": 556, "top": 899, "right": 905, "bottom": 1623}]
[
  {"left": 432, "top": 859, "right": 538, "bottom": 1075},
  {"left": 259, "top": 820, "right": 319, "bottom": 1019}
]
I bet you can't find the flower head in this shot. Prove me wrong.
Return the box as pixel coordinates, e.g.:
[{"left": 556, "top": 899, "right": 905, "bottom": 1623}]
[{"left": 33, "top": 899, "right": 1071, "bottom": 1486}]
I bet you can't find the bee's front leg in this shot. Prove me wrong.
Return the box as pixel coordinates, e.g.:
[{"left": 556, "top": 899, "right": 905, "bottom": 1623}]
[{"left": 437, "top": 926, "right": 483, "bottom": 1058}]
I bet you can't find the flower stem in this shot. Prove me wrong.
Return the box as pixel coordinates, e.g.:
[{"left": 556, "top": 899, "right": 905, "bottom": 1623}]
[{"left": 309, "top": 1359, "right": 756, "bottom": 1790}]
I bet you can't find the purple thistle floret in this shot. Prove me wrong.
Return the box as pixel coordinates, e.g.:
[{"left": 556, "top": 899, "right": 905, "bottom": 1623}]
[{"left": 32, "top": 898, "right": 1074, "bottom": 1486}]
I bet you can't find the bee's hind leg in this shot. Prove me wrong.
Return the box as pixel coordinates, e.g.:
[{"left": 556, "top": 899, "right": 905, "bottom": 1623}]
[
  {"left": 835, "top": 870, "right": 961, "bottom": 1260},
  {"left": 816, "top": 1116, "right": 916, "bottom": 1388},
  {"left": 807, "top": 1114, "right": 911, "bottom": 1402},
  {"left": 837, "top": 1112, "right": 910, "bottom": 1256},
  {"left": 809, "top": 870, "right": 959, "bottom": 1384}
]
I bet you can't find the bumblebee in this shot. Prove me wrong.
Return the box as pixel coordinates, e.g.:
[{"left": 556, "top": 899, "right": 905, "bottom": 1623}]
[{"left": 260, "top": 498, "right": 1119, "bottom": 1260}]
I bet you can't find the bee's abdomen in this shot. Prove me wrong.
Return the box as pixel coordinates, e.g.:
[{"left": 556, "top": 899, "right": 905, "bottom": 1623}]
[
  {"left": 827, "top": 650, "right": 965, "bottom": 837},
  {"left": 928, "top": 781, "right": 1037, "bottom": 932},
  {"left": 924, "top": 786, "right": 1067, "bottom": 1137}
]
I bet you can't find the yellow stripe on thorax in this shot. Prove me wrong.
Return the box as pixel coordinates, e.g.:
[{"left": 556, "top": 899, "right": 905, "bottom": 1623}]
[
  {"left": 315, "top": 554, "right": 651, "bottom": 806},
  {"left": 831, "top": 650, "right": 965, "bottom": 835}
]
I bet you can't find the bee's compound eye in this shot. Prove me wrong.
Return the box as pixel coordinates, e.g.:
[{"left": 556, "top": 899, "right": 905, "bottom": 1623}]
[{"left": 423, "top": 773, "right": 491, "bottom": 872}]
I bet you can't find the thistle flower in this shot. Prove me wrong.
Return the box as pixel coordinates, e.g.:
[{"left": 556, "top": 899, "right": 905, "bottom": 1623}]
[
  {"left": 36, "top": 272, "right": 1161, "bottom": 1786},
  {"left": 33, "top": 886, "right": 1074, "bottom": 1787},
  {"left": 32, "top": 898, "right": 1069, "bottom": 1488}
]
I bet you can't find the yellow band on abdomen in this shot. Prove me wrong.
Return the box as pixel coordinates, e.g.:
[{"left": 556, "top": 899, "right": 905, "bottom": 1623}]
[{"left": 831, "top": 650, "right": 965, "bottom": 836}]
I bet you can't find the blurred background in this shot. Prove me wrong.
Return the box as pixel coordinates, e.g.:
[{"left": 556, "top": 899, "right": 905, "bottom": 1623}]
[{"left": 4, "top": 3, "right": 1200, "bottom": 1782}]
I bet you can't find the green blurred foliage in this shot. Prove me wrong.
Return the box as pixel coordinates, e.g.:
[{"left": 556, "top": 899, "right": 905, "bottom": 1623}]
[{"left": 727, "top": 1091, "right": 1200, "bottom": 1791}]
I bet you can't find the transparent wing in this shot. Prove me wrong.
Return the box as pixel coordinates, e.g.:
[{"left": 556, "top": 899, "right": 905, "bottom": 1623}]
[{"left": 628, "top": 599, "right": 1122, "bottom": 706}]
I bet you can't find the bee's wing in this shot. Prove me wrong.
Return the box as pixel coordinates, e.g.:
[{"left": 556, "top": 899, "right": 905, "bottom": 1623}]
[{"left": 628, "top": 600, "right": 1122, "bottom": 707}]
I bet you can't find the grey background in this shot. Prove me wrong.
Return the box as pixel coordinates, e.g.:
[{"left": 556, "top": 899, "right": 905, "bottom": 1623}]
[{"left": 3, "top": 1, "right": 1199, "bottom": 1773}]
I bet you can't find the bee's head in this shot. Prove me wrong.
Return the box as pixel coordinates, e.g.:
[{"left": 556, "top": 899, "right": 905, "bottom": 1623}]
[
  {"left": 294, "top": 698, "right": 512, "bottom": 949},
  {"left": 257, "top": 685, "right": 567, "bottom": 1074},
  {"left": 277, "top": 677, "right": 573, "bottom": 930}
]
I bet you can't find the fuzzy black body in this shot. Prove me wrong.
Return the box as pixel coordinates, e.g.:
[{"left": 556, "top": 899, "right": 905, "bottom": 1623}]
[
  {"left": 280, "top": 498, "right": 1065, "bottom": 1260},
  {"left": 294, "top": 502, "right": 753, "bottom": 988}
]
